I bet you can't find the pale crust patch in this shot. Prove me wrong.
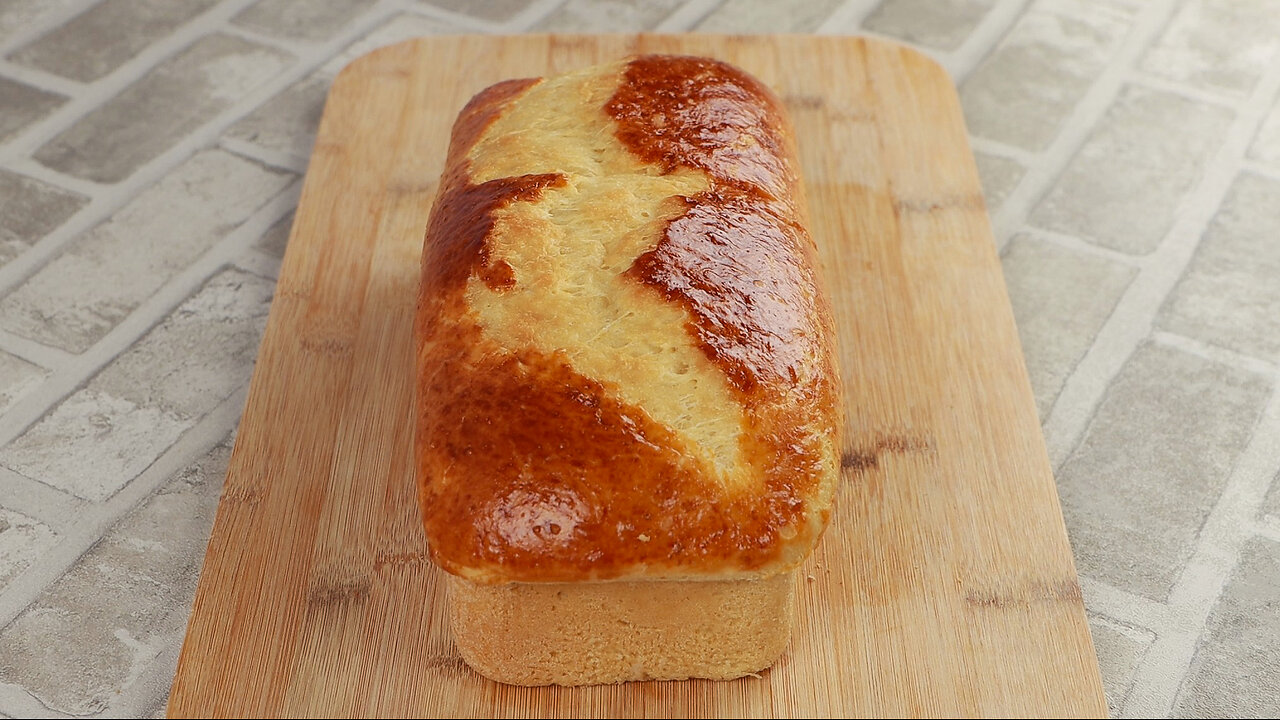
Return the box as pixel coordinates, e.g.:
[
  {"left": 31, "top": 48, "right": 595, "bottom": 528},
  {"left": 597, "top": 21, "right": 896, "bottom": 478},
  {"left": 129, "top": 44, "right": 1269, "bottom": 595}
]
[
  {"left": 463, "top": 64, "right": 751, "bottom": 486},
  {"left": 448, "top": 571, "right": 796, "bottom": 685}
]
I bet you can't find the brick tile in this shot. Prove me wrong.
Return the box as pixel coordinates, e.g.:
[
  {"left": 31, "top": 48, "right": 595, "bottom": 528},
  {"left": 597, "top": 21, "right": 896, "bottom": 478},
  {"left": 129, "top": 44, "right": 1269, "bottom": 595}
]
[
  {"left": 0, "top": 351, "right": 47, "bottom": 415},
  {"left": 1089, "top": 617, "right": 1154, "bottom": 716},
  {"left": 961, "top": 0, "right": 1135, "bottom": 151},
  {"left": 1247, "top": 98, "right": 1280, "bottom": 167},
  {"left": 7, "top": 0, "right": 219, "bottom": 83},
  {"left": 227, "top": 13, "right": 456, "bottom": 162},
  {"left": 863, "top": 0, "right": 996, "bottom": 51},
  {"left": 697, "top": 0, "right": 846, "bottom": 33},
  {"left": 1175, "top": 538, "right": 1280, "bottom": 716},
  {"left": 1001, "top": 236, "right": 1134, "bottom": 419},
  {"left": 1157, "top": 173, "right": 1280, "bottom": 362},
  {"left": 0, "top": 76, "right": 65, "bottom": 144},
  {"left": 419, "top": 0, "right": 527, "bottom": 22},
  {"left": 256, "top": 210, "right": 293, "bottom": 257},
  {"left": 93, "top": 272, "right": 272, "bottom": 419},
  {"left": 0, "top": 169, "right": 89, "bottom": 267},
  {"left": 0, "top": 440, "right": 230, "bottom": 715},
  {"left": 223, "top": 75, "right": 328, "bottom": 163},
  {"left": 536, "top": 0, "right": 682, "bottom": 31},
  {"left": 0, "top": 0, "right": 83, "bottom": 45},
  {"left": 1030, "top": 86, "right": 1232, "bottom": 255},
  {"left": 33, "top": 34, "right": 292, "bottom": 183},
  {"left": 0, "top": 506, "right": 57, "bottom": 588},
  {"left": 0, "top": 390, "right": 187, "bottom": 503},
  {"left": 1057, "top": 342, "right": 1270, "bottom": 600},
  {"left": 0, "top": 150, "right": 291, "bottom": 353},
  {"left": 974, "top": 152, "right": 1024, "bottom": 214},
  {"left": 232, "top": 0, "right": 377, "bottom": 42},
  {"left": 1141, "top": 0, "right": 1280, "bottom": 97},
  {"left": 0, "top": 270, "right": 271, "bottom": 501}
]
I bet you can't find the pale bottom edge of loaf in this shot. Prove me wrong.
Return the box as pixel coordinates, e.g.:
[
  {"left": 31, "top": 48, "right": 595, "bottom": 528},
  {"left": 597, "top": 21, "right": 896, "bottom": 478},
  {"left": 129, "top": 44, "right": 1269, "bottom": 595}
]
[{"left": 447, "top": 571, "right": 797, "bottom": 687}]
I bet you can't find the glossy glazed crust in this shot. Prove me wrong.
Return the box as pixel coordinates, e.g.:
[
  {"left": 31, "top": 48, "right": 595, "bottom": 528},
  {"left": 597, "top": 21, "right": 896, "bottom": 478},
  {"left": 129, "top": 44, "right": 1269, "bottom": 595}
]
[{"left": 416, "top": 55, "right": 841, "bottom": 584}]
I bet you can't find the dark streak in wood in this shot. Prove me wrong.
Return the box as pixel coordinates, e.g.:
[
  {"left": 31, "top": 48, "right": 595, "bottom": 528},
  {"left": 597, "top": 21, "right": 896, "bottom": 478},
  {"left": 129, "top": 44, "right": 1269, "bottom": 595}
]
[
  {"left": 300, "top": 336, "right": 353, "bottom": 355},
  {"left": 373, "top": 551, "right": 429, "bottom": 572},
  {"left": 308, "top": 575, "right": 372, "bottom": 606},
  {"left": 841, "top": 433, "right": 932, "bottom": 474},
  {"left": 964, "top": 579, "right": 1084, "bottom": 610},
  {"left": 893, "top": 194, "right": 986, "bottom": 214}
]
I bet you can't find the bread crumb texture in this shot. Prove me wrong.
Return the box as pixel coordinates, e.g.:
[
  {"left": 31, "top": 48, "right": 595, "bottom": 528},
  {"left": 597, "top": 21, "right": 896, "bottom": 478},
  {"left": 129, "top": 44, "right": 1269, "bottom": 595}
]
[{"left": 448, "top": 572, "right": 796, "bottom": 686}]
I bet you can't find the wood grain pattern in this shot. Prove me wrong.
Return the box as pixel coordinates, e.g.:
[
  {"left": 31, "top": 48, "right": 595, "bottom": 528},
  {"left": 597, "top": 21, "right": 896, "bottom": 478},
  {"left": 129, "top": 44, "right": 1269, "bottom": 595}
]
[{"left": 168, "top": 34, "right": 1106, "bottom": 718}]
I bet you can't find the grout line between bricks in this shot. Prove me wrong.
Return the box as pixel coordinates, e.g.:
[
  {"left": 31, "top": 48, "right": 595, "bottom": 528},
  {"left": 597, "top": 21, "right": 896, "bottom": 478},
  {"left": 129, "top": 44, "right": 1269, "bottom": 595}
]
[
  {"left": 1127, "top": 71, "right": 1246, "bottom": 111},
  {"left": 0, "top": 680, "right": 71, "bottom": 720},
  {"left": 0, "top": 466, "right": 85, "bottom": 537},
  {"left": 0, "top": 328, "right": 72, "bottom": 372},
  {"left": 814, "top": 0, "right": 882, "bottom": 34},
  {"left": 0, "top": 181, "right": 300, "bottom": 449},
  {"left": 1089, "top": 610, "right": 1160, "bottom": 716},
  {"left": 1080, "top": 575, "right": 1175, "bottom": 629},
  {"left": 116, "top": 638, "right": 183, "bottom": 719},
  {"left": 1016, "top": 226, "right": 1144, "bottom": 269},
  {"left": 1256, "top": 516, "right": 1280, "bottom": 542},
  {"left": 231, "top": 247, "right": 283, "bottom": 281},
  {"left": 988, "top": 0, "right": 1181, "bottom": 247},
  {"left": 1151, "top": 331, "right": 1280, "bottom": 380},
  {"left": 1089, "top": 612, "right": 1158, "bottom": 645},
  {"left": 495, "top": 0, "right": 570, "bottom": 32},
  {"left": 1122, "top": 381, "right": 1280, "bottom": 717},
  {"left": 0, "top": 383, "right": 247, "bottom": 635},
  {"left": 941, "top": 0, "right": 1032, "bottom": 82},
  {"left": 813, "top": 24, "right": 945, "bottom": 67},
  {"left": 0, "top": 173, "right": 137, "bottom": 300},
  {"left": 2, "top": 155, "right": 107, "bottom": 198},
  {"left": 967, "top": 136, "right": 1038, "bottom": 166},
  {"left": 117, "top": 515, "right": 249, "bottom": 718},
  {"left": 388, "top": 2, "right": 498, "bottom": 33},
  {"left": 389, "top": 0, "right": 525, "bottom": 34},
  {"left": 219, "top": 136, "right": 310, "bottom": 174},
  {"left": 1239, "top": 159, "right": 1280, "bottom": 182},
  {"left": 653, "top": 0, "right": 724, "bottom": 33},
  {"left": 0, "top": 59, "right": 84, "bottom": 98},
  {"left": 217, "top": 21, "right": 320, "bottom": 56},
  {"left": 0, "top": 0, "right": 98, "bottom": 56},
  {"left": 111, "top": 580, "right": 209, "bottom": 718}
]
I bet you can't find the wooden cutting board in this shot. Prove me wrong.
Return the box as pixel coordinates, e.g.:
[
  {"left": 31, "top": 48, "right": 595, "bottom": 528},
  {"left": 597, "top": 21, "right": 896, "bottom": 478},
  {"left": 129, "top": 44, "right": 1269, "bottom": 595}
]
[{"left": 168, "top": 34, "right": 1106, "bottom": 717}]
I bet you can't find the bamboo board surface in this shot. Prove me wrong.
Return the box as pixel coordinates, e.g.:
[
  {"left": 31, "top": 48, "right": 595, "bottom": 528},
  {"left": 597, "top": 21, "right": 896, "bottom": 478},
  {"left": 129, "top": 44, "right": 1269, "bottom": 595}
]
[{"left": 168, "top": 34, "right": 1106, "bottom": 717}]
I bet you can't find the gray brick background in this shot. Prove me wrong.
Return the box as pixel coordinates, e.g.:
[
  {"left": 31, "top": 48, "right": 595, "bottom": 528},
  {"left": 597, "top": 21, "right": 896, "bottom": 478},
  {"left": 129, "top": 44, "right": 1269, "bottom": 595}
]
[{"left": 0, "top": 1, "right": 1276, "bottom": 717}]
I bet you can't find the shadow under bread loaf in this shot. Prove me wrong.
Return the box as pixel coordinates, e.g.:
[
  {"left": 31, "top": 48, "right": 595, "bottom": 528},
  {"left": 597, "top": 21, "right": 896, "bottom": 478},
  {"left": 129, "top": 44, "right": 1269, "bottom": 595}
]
[{"left": 415, "top": 54, "right": 842, "bottom": 686}]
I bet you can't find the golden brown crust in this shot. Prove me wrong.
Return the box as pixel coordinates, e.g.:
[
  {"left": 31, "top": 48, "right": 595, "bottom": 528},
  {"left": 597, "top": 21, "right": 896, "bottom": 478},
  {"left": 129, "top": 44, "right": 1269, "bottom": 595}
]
[{"left": 416, "top": 55, "right": 841, "bottom": 584}]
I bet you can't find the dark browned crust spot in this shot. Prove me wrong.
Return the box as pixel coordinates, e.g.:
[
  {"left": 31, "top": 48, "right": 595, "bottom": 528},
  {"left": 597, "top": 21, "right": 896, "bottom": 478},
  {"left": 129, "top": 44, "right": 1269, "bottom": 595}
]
[{"left": 607, "top": 55, "right": 832, "bottom": 397}]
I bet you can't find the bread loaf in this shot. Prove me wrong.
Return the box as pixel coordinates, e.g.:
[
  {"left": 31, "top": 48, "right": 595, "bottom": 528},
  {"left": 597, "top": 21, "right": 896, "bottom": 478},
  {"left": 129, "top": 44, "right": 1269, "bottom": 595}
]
[{"left": 415, "top": 54, "right": 841, "bottom": 686}]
